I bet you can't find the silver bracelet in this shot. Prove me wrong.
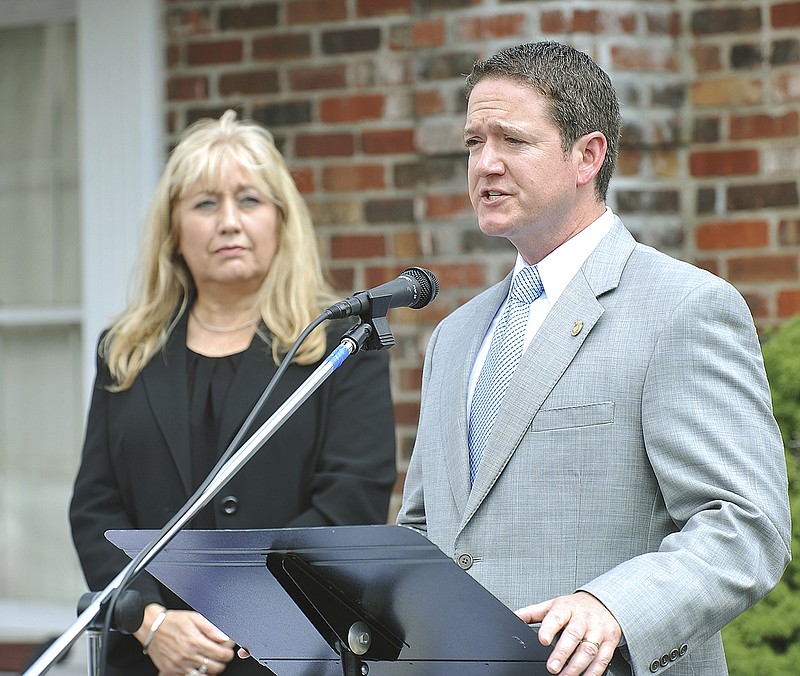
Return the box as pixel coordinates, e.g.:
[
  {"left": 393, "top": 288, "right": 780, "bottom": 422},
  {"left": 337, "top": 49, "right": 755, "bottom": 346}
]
[{"left": 142, "top": 609, "right": 168, "bottom": 655}]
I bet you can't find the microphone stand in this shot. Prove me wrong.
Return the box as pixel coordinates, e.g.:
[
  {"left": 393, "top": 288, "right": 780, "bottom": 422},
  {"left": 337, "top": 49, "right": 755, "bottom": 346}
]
[{"left": 23, "top": 323, "right": 374, "bottom": 676}]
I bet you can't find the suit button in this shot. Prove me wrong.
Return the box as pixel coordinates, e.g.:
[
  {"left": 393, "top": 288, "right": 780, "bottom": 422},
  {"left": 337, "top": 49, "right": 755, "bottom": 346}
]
[
  {"left": 649, "top": 659, "right": 660, "bottom": 673},
  {"left": 220, "top": 495, "right": 239, "bottom": 515},
  {"left": 456, "top": 553, "right": 473, "bottom": 570},
  {"left": 659, "top": 654, "right": 669, "bottom": 667},
  {"left": 669, "top": 648, "right": 679, "bottom": 661},
  {"left": 679, "top": 643, "right": 688, "bottom": 656}
]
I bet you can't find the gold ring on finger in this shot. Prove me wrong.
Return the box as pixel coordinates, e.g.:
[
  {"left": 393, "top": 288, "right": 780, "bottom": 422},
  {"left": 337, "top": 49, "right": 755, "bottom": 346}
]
[{"left": 581, "top": 639, "right": 601, "bottom": 650}]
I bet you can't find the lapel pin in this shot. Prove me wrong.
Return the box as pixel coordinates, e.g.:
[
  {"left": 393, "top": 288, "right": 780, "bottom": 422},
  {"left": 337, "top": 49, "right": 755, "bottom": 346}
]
[{"left": 571, "top": 320, "right": 584, "bottom": 336}]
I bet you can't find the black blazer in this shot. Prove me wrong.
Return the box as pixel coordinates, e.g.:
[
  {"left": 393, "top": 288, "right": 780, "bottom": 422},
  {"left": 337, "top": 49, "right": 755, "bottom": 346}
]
[{"left": 69, "top": 314, "right": 396, "bottom": 674}]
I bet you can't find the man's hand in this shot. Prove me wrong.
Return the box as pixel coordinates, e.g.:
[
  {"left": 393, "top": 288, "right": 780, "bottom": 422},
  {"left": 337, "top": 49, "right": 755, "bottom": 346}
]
[{"left": 516, "top": 591, "right": 621, "bottom": 675}]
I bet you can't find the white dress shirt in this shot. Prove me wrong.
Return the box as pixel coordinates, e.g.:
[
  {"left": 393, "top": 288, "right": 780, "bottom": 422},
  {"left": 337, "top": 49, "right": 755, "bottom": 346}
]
[{"left": 467, "top": 208, "right": 615, "bottom": 414}]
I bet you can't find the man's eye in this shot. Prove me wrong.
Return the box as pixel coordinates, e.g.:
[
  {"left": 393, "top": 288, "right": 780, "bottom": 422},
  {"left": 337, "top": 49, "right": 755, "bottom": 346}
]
[{"left": 464, "top": 138, "right": 481, "bottom": 148}]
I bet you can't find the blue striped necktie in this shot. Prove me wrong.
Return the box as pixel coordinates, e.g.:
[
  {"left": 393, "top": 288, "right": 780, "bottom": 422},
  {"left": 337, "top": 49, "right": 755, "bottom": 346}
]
[{"left": 468, "top": 266, "right": 544, "bottom": 485}]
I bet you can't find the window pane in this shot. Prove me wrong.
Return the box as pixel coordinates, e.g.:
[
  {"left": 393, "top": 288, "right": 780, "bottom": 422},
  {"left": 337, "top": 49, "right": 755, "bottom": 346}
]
[
  {"left": 0, "top": 325, "right": 85, "bottom": 601},
  {"left": 0, "top": 23, "right": 79, "bottom": 306}
]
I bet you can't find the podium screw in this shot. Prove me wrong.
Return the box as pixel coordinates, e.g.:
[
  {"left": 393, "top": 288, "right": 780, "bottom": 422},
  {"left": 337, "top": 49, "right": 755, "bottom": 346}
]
[{"left": 347, "top": 621, "right": 371, "bottom": 655}]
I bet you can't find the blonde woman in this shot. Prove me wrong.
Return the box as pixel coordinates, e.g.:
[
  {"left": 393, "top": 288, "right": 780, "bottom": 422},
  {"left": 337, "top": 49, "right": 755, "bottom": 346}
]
[{"left": 70, "top": 111, "right": 396, "bottom": 676}]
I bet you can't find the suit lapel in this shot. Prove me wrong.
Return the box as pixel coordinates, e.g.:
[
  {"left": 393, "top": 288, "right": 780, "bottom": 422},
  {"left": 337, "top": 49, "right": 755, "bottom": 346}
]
[
  {"left": 141, "top": 315, "right": 193, "bottom": 495},
  {"left": 461, "top": 218, "right": 636, "bottom": 525}
]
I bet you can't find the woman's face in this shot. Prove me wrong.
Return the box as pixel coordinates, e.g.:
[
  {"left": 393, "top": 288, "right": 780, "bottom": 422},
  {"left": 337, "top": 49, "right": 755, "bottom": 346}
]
[{"left": 175, "top": 162, "right": 279, "bottom": 298}]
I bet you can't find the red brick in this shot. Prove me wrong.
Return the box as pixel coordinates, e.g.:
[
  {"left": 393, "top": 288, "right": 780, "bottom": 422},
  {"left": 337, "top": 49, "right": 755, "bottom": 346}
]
[
  {"left": 690, "top": 149, "right": 759, "bottom": 176},
  {"left": 777, "top": 289, "right": 800, "bottom": 316},
  {"left": 692, "top": 45, "right": 722, "bottom": 72},
  {"left": 540, "top": 10, "right": 569, "bottom": 34},
  {"left": 358, "top": 0, "right": 413, "bottom": 17},
  {"left": 426, "top": 193, "right": 473, "bottom": 219},
  {"left": 363, "top": 129, "right": 415, "bottom": 154},
  {"left": 253, "top": 34, "right": 311, "bottom": 61},
  {"left": 428, "top": 262, "right": 487, "bottom": 289},
  {"left": 328, "top": 266, "right": 355, "bottom": 293},
  {"left": 772, "top": 3, "right": 800, "bottom": 28},
  {"left": 742, "top": 291, "right": 770, "bottom": 319},
  {"left": 617, "top": 151, "right": 643, "bottom": 177},
  {"left": 398, "top": 366, "right": 423, "bottom": 391},
  {"left": 728, "top": 182, "right": 799, "bottom": 210},
  {"left": 308, "top": 199, "right": 363, "bottom": 226},
  {"left": 320, "top": 95, "right": 385, "bottom": 123},
  {"left": 573, "top": 9, "right": 602, "bottom": 32},
  {"left": 412, "top": 18, "right": 446, "bottom": 48},
  {"left": 323, "top": 164, "right": 386, "bottom": 191},
  {"left": 365, "top": 199, "right": 414, "bottom": 223},
  {"left": 645, "top": 10, "right": 680, "bottom": 37},
  {"left": 288, "top": 65, "right": 347, "bottom": 91},
  {"left": 612, "top": 45, "right": 678, "bottom": 71},
  {"left": 219, "top": 70, "right": 278, "bottom": 96},
  {"left": 186, "top": 39, "right": 243, "bottom": 66},
  {"left": 330, "top": 234, "right": 387, "bottom": 259},
  {"left": 166, "top": 43, "right": 180, "bottom": 68},
  {"left": 779, "top": 218, "right": 800, "bottom": 245},
  {"left": 457, "top": 14, "right": 526, "bottom": 41},
  {"left": 730, "top": 111, "right": 799, "bottom": 140},
  {"left": 219, "top": 4, "right": 278, "bottom": 30},
  {"left": 322, "top": 28, "right": 381, "bottom": 55},
  {"left": 393, "top": 401, "right": 420, "bottom": 427},
  {"left": 727, "top": 254, "right": 799, "bottom": 282},
  {"left": 692, "top": 78, "right": 764, "bottom": 106},
  {"left": 290, "top": 167, "right": 315, "bottom": 194},
  {"left": 167, "top": 75, "right": 208, "bottom": 101},
  {"left": 696, "top": 220, "right": 769, "bottom": 250},
  {"left": 295, "top": 133, "right": 355, "bottom": 157},
  {"left": 393, "top": 231, "right": 423, "bottom": 258},
  {"left": 414, "top": 90, "right": 446, "bottom": 115},
  {"left": 364, "top": 265, "right": 411, "bottom": 288},
  {"left": 692, "top": 8, "right": 762, "bottom": 35},
  {"left": 287, "top": 0, "right": 346, "bottom": 24},
  {"left": 694, "top": 258, "right": 721, "bottom": 276}
]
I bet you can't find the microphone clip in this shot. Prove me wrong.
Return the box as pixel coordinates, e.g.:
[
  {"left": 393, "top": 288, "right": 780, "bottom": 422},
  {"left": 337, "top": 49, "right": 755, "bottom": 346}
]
[
  {"left": 342, "top": 295, "right": 395, "bottom": 352},
  {"left": 359, "top": 293, "right": 395, "bottom": 351}
]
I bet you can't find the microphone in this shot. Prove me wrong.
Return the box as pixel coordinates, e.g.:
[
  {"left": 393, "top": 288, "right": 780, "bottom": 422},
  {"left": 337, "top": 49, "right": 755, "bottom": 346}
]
[{"left": 325, "top": 267, "right": 440, "bottom": 320}]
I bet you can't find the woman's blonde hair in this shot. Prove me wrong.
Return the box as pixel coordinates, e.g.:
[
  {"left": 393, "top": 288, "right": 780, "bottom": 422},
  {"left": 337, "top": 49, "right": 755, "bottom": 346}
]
[{"left": 102, "top": 110, "right": 334, "bottom": 390}]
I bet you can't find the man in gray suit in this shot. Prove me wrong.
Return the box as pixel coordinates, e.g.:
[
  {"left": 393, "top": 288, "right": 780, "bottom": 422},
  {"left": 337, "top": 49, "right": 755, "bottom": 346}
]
[{"left": 397, "top": 41, "right": 791, "bottom": 675}]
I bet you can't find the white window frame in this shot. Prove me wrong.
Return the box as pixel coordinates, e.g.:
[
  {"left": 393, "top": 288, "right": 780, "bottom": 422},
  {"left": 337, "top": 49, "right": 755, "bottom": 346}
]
[{"left": 77, "top": 0, "right": 163, "bottom": 398}]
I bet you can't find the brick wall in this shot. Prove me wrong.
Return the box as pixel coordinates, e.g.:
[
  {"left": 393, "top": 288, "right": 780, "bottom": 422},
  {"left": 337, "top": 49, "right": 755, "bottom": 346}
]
[{"left": 162, "top": 0, "right": 800, "bottom": 516}]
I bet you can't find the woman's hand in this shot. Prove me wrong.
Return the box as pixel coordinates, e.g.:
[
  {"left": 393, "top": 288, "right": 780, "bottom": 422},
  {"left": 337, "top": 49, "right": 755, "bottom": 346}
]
[{"left": 136, "top": 605, "right": 235, "bottom": 675}]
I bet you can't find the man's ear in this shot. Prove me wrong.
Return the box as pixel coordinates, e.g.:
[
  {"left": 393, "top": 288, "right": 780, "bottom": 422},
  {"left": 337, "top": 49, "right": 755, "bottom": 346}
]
[{"left": 575, "top": 132, "right": 607, "bottom": 188}]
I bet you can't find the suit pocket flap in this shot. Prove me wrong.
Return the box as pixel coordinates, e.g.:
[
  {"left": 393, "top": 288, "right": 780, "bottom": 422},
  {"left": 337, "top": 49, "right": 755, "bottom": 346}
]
[{"left": 531, "top": 401, "right": 614, "bottom": 431}]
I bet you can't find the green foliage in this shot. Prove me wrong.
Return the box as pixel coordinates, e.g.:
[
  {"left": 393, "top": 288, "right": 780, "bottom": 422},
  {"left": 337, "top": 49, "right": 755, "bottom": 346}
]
[
  {"left": 761, "top": 316, "right": 800, "bottom": 450},
  {"left": 723, "top": 315, "right": 800, "bottom": 675}
]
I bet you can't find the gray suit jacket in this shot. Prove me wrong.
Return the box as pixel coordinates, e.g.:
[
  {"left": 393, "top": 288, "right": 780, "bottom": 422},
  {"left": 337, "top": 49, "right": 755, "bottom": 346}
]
[{"left": 397, "top": 218, "right": 791, "bottom": 675}]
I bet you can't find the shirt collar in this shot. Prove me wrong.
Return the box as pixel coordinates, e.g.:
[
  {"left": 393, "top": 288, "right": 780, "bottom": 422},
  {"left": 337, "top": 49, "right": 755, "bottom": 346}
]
[{"left": 512, "top": 207, "right": 615, "bottom": 305}]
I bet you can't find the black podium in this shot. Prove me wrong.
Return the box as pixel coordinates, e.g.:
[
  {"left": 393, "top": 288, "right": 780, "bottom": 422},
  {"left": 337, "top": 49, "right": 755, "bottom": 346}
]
[{"left": 107, "top": 525, "right": 551, "bottom": 675}]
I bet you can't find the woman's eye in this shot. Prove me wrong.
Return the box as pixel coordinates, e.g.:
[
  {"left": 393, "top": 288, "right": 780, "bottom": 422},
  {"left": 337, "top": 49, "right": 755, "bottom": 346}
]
[
  {"left": 194, "top": 198, "right": 217, "bottom": 210},
  {"left": 240, "top": 195, "right": 261, "bottom": 206}
]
